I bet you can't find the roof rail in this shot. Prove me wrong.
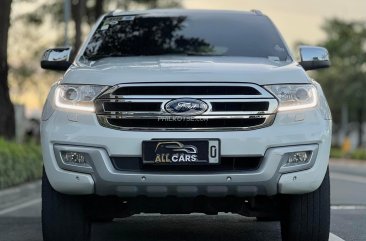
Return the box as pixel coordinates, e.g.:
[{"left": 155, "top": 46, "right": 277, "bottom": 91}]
[{"left": 250, "top": 9, "right": 263, "bottom": 15}]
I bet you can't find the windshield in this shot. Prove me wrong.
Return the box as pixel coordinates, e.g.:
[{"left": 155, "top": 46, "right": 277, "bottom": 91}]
[{"left": 82, "top": 13, "right": 291, "bottom": 61}]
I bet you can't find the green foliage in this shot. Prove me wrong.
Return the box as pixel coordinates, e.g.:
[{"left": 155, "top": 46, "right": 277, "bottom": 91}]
[
  {"left": 330, "top": 147, "right": 366, "bottom": 161},
  {"left": 0, "top": 139, "right": 43, "bottom": 189},
  {"left": 314, "top": 19, "right": 366, "bottom": 124},
  {"left": 330, "top": 148, "right": 344, "bottom": 159},
  {"left": 350, "top": 149, "right": 366, "bottom": 160}
]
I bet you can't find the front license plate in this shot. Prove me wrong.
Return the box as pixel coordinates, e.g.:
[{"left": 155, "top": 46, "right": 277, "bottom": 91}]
[{"left": 142, "top": 140, "right": 220, "bottom": 165}]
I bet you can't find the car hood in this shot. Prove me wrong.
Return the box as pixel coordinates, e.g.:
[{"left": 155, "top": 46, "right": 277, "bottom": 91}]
[{"left": 62, "top": 56, "right": 310, "bottom": 86}]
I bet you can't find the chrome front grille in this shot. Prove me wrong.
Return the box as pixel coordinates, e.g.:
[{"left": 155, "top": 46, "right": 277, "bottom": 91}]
[{"left": 95, "top": 83, "right": 278, "bottom": 131}]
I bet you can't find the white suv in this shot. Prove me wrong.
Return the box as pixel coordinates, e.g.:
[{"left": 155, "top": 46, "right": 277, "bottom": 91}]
[{"left": 40, "top": 9, "right": 332, "bottom": 241}]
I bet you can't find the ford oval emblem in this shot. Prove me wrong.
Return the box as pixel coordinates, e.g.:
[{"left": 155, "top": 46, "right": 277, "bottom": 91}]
[{"left": 164, "top": 99, "right": 209, "bottom": 116}]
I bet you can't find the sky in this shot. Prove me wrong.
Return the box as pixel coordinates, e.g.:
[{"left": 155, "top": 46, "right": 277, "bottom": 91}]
[{"left": 183, "top": 0, "right": 366, "bottom": 48}]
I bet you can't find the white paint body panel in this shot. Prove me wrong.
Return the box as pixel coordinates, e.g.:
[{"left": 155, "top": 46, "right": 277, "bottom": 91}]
[{"left": 64, "top": 57, "right": 309, "bottom": 86}]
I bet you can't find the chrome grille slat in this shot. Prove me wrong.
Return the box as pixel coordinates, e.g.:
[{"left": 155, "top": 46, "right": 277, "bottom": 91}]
[
  {"left": 98, "top": 83, "right": 275, "bottom": 99},
  {"left": 99, "top": 115, "right": 271, "bottom": 119},
  {"left": 99, "top": 95, "right": 272, "bottom": 99},
  {"left": 95, "top": 83, "right": 278, "bottom": 131},
  {"left": 112, "top": 85, "right": 261, "bottom": 96},
  {"left": 98, "top": 115, "right": 275, "bottom": 131}
]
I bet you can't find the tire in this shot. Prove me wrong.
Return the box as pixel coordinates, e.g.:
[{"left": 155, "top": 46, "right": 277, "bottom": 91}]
[
  {"left": 280, "top": 168, "right": 330, "bottom": 241},
  {"left": 42, "top": 169, "right": 91, "bottom": 241}
]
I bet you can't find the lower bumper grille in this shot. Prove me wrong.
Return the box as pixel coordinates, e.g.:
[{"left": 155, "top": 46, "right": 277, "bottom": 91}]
[{"left": 111, "top": 156, "right": 262, "bottom": 173}]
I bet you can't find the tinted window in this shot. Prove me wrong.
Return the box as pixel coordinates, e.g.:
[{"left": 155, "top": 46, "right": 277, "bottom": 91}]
[{"left": 82, "top": 13, "right": 290, "bottom": 61}]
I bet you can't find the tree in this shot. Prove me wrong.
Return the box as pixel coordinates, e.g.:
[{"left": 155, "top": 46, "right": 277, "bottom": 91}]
[
  {"left": 94, "top": 0, "right": 105, "bottom": 21},
  {"left": 23, "top": 0, "right": 182, "bottom": 57},
  {"left": 0, "top": 0, "right": 15, "bottom": 139},
  {"left": 314, "top": 19, "right": 366, "bottom": 147},
  {"left": 72, "top": 0, "right": 87, "bottom": 57}
]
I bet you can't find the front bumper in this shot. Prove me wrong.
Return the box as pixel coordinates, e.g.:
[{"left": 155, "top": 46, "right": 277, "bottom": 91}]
[{"left": 41, "top": 108, "right": 331, "bottom": 197}]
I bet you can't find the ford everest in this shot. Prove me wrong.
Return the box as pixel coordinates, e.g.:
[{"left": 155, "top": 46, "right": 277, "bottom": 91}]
[{"left": 40, "top": 9, "right": 332, "bottom": 241}]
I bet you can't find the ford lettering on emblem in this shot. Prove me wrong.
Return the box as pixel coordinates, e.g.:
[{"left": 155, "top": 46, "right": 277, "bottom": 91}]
[{"left": 164, "top": 98, "right": 209, "bottom": 116}]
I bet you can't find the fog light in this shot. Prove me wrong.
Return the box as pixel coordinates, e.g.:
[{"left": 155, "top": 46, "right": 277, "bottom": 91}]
[
  {"left": 61, "top": 151, "right": 89, "bottom": 167},
  {"left": 279, "top": 151, "right": 313, "bottom": 173},
  {"left": 288, "top": 151, "right": 309, "bottom": 164},
  {"left": 278, "top": 146, "right": 318, "bottom": 173}
]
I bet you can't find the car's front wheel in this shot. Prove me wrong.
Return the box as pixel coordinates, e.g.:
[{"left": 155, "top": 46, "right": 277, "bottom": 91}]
[
  {"left": 280, "top": 168, "right": 330, "bottom": 241},
  {"left": 42, "top": 169, "right": 91, "bottom": 241}
]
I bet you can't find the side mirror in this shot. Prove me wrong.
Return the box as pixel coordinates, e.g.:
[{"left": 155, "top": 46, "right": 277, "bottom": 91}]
[
  {"left": 299, "top": 46, "right": 330, "bottom": 71},
  {"left": 41, "top": 47, "right": 73, "bottom": 71}
]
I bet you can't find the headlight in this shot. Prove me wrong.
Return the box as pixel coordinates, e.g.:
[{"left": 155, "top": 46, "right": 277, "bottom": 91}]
[
  {"left": 264, "top": 84, "right": 318, "bottom": 111},
  {"left": 55, "top": 85, "right": 107, "bottom": 112}
]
